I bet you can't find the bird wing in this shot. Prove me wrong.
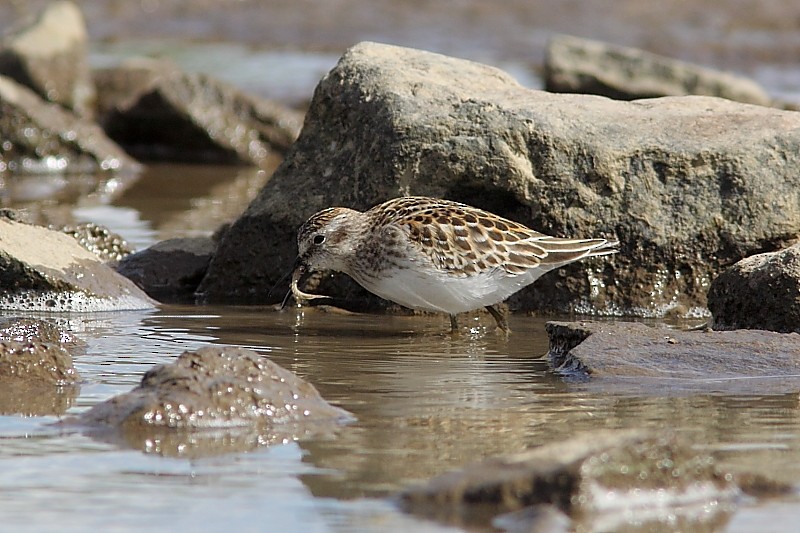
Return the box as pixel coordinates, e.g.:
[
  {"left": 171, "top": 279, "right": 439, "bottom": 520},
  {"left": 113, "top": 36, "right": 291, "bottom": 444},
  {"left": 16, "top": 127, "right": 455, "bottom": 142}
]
[{"left": 369, "top": 197, "right": 551, "bottom": 277}]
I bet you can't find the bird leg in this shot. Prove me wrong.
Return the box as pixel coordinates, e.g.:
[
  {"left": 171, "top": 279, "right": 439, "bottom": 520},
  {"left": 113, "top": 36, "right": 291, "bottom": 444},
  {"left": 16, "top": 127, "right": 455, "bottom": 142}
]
[
  {"left": 449, "top": 314, "right": 460, "bottom": 333},
  {"left": 485, "top": 305, "right": 510, "bottom": 333}
]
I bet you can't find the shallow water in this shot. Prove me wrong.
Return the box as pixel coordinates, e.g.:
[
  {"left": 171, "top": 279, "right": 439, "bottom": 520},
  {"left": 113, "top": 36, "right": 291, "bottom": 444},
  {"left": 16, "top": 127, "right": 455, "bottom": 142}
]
[{"left": 0, "top": 306, "right": 799, "bottom": 532}]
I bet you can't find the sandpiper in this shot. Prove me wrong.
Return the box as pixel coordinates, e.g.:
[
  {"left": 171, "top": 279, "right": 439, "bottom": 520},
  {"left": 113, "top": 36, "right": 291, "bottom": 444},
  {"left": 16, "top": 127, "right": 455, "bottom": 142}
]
[{"left": 289, "top": 196, "right": 618, "bottom": 332}]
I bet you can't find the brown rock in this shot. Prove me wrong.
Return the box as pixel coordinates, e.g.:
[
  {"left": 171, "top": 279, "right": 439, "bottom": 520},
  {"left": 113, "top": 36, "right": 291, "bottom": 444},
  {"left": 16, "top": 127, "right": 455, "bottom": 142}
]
[
  {"left": 0, "top": 1, "right": 95, "bottom": 117},
  {"left": 198, "top": 42, "right": 800, "bottom": 317},
  {"left": 75, "top": 345, "right": 352, "bottom": 456},
  {"left": 116, "top": 237, "right": 215, "bottom": 301},
  {"left": 400, "top": 430, "right": 737, "bottom": 531},
  {"left": 545, "top": 34, "right": 773, "bottom": 106},
  {"left": 708, "top": 243, "right": 800, "bottom": 333},
  {"left": 0, "top": 217, "right": 156, "bottom": 311},
  {"left": 0, "top": 75, "right": 139, "bottom": 175},
  {"left": 545, "top": 321, "right": 800, "bottom": 394},
  {"left": 94, "top": 59, "right": 304, "bottom": 166}
]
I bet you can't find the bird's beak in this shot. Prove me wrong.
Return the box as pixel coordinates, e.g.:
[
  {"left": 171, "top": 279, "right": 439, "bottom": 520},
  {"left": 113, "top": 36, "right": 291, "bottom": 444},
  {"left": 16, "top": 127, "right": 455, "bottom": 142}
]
[{"left": 287, "top": 258, "right": 330, "bottom": 305}]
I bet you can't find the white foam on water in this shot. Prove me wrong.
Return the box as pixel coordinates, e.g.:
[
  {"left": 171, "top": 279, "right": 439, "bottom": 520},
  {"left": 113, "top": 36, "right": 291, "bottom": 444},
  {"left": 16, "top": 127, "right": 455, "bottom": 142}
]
[{"left": 0, "top": 290, "right": 155, "bottom": 312}]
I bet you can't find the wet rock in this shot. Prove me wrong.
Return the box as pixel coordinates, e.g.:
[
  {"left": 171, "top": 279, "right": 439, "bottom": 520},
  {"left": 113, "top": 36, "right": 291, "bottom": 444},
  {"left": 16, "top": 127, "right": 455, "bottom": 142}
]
[
  {"left": 545, "top": 321, "right": 800, "bottom": 394},
  {"left": 0, "top": 335, "right": 80, "bottom": 416},
  {"left": 399, "top": 430, "right": 738, "bottom": 531},
  {"left": 59, "top": 222, "right": 135, "bottom": 263},
  {"left": 116, "top": 237, "right": 216, "bottom": 302},
  {"left": 198, "top": 42, "right": 800, "bottom": 317},
  {"left": 544, "top": 35, "right": 773, "bottom": 106},
  {"left": 0, "top": 317, "right": 83, "bottom": 348},
  {"left": 0, "top": 75, "right": 139, "bottom": 175},
  {"left": 707, "top": 244, "right": 800, "bottom": 333},
  {"left": 0, "top": 1, "right": 95, "bottom": 117},
  {"left": 94, "top": 58, "right": 305, "bottom": 166},
  {"left": 75, "top": 345, "right": 352, "bottom": 457},
  {"left": 0, "top": 217, "right": 156, "bottom": 311}
]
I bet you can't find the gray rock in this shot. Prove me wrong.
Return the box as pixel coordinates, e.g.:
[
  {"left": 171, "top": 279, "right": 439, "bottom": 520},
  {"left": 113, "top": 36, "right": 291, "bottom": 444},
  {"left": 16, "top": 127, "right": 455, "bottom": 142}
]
[
  {"left": 545, "top": 321, "right": 800, "bottom": 394},
  {"left": 708, "top": 243, "right": 800, "bottom": 333},
  {"left": 545, "top": 34, "right": 773, "bottom": 106},
  {"left": 0, "top": 1, "right": 95, "bottom": 117},
  {"left": 116, "top": 237, "right": 216, "bottom": 301},
  {"left": 0, "top": 75, "right": 139, "bottom": 175},
  {"left": 0, "top": 217, "right": 156, "bottom": 311},
  {"left": 197, "top": 42, "right": 800, "bottom": 317},
  {"left": 75, "top": 345, "right": 352, "bottom": 456},
  {"left": 94, "top": 58, "right": 304, "bottom": 166},
  {"left": 399, "top": 430, "right": 738, "bottom": 531}
]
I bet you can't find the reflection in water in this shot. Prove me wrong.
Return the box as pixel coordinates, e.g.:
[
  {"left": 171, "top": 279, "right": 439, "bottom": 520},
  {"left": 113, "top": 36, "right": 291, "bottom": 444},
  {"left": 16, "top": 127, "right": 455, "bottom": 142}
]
[{"left": 0, "top": 306, "right": 799, "bottom": 531}]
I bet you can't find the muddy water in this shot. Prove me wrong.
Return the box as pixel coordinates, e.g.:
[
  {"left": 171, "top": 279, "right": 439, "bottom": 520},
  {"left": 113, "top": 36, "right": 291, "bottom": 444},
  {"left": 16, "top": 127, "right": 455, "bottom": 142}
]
[{"left": 0, "top": 306, "right": 799, "bottom": 532}]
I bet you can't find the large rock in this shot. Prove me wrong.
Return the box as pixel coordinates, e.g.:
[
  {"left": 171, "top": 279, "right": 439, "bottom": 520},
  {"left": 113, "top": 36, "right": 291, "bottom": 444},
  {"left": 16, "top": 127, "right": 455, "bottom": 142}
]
[
  {"left": 0, "top": 216, "right": 156, "bottom": 311},
  {"left": 707, "top": 243, "right": 800, "bottom": 333},
  {"left": 544, "top": 35, "right": 773, "bottom": 106},
  {"left": 400, "top": 430, "right": 739, "bottom": 532},
  {"left": 0, "top": 75, "right": 139, "bottom": 175},
  {"left": 545, "top": 321, "right": 800, "bottom": 394},
  {"left": 94, "top": 58, "right": 304, "bottom": 166},
  {"left": 0, "top": 1, "right": 95, "bottom": 117},
  {"left": 198, "top": 42, "right": 800, "bottom": 317},
  {"left": 75, "top": 345, "right": 352, "bottom": 456}
]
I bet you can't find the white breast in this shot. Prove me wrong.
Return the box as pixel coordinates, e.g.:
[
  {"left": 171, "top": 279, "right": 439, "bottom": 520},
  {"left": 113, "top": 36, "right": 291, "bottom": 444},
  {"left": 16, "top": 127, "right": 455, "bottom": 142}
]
[{"left": 352, "top": 264, "right": 550, "bottom": 314}]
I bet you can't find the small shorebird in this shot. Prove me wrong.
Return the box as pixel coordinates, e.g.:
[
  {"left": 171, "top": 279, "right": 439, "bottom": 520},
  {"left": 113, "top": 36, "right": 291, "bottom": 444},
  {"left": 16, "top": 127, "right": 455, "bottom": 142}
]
[{"left": 289, "top": 196, "right": 618, "bottom": 333}]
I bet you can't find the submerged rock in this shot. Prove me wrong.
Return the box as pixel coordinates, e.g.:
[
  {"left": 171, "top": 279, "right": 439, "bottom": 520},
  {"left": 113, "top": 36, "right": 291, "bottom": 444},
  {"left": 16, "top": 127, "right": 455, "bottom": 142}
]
[
  {"left": 545, "top": 321, "right": 800, "bottom": 394},
  {"left": 94, "top": 58, "right": 304, "bottom": 166},
  {"left": 400, "top": 430, "right": 738, "bottom": 532},
  {"left": 707, "top": 244, "right": 800, "bottom": 333},
  {"left": 76, "top": 345, "right": 352, "bottom": 456},
  {"left": 198, "top": 42, "right": 800, "bottom": 317},
  {"left": 0, "top": 321, "right": 80, "bottom": 416},
  {"left": 0, "top": 217, "right": 156, "bottom": 311},
  {"left": 0, "top": 75, "right": 139, "bottom": 175},
  {"left": 545, "top": 34, "right": 773, "bottom": 106},
  {"left": 116, "top": 237, "right": 216, "bottom": 302},
  {"left": 0, "top": 1, "right": 95, "bottom": 117}
]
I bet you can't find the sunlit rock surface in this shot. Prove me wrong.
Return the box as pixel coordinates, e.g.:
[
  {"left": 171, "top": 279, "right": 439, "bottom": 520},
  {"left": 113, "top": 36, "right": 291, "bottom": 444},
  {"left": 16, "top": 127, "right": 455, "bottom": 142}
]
[
  {"left": 708, "top": 243, "right": 800, "bottom": 333},
  {"left": 75, "top": 345, "right": 353, "bottom": 457},
  {"left": 0, "top": 1, "right": 95, "bottom": 117},
  {"left": 94, "top": 58, "right": 304, "bottom": 167},
  {"left": 545, "top": 34, "right": 773, "bottom": 105},
  {"left": 400, "top": 430, "right": 740, "bottom": 532},
  {"left": 59, "top": 222, "right": 135, "bottom": 263},
  {"left": 199, "top": 42, "right": 800, "bottom": 317},
  {"left": 545, "top": 321, "right": 800, "bottom": 394},
  {"left": 0, "top": 216, "right": 156, "bottom": 311}
]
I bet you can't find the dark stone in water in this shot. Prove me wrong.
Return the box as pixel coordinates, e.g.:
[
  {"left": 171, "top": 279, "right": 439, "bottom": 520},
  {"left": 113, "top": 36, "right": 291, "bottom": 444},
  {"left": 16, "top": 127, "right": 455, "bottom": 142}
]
[
  {"left": 708, "top": 243, "right": 800, "bottom": 334},
  {"left": 74, "top": 345, "right": 353, "bottom": 457},
  {"left": 399, "top": 430, "right": 738, "bottom": 532},
  {"left": 545, "top": 321, "right": 800, "bottom": 394},
  {"left": 116, "top": 237, "right": 215, "bottom": 302}
]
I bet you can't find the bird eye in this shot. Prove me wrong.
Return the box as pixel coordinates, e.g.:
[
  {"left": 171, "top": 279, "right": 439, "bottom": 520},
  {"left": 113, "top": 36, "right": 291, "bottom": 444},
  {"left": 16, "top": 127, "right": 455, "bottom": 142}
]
[{"left": 313, "top": 234, "right": 325, "bottom": 245}]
